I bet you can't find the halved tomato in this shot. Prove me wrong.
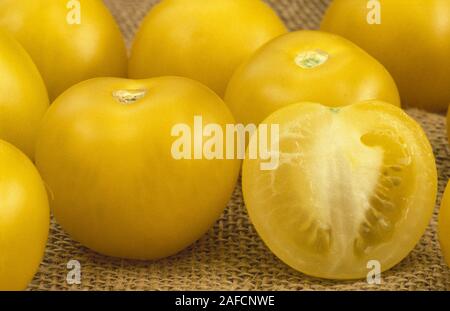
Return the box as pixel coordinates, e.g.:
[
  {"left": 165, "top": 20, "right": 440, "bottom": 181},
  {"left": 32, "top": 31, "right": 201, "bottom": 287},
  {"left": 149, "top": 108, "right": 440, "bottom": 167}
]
[{"left": 243, "top": 101, "right": 437, "bottom": 279}]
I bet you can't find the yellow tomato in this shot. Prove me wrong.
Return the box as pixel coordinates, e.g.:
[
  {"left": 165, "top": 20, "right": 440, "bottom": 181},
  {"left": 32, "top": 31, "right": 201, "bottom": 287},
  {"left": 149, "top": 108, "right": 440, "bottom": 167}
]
[
  {"left": 243, "top": 101, "right": 437, "bottom": 279},
  {"left": 447, "top": 108, "right": 450, "bottom": 146},
  {"left": 321, "top": 0, "right": 450, "bottom": 112},
  {"left": 0, "top": 140, "right": 49, "bottom": 290},
  {"left": 439, "top": 181, "right": 450, "bottom": 267},
  {"left": 225, "top": 31, "right": 400, "bottom": 126},
  {"left": 129, "top": 0, "right": 287, "bottom": 97},
  {"left": 0, "top": 31, "right": 49, "bottom": 159},
  {"left": 35, "top": 77, "right": 241, "bottom": 260},
  {"left": 0, "top": 0, "right": 127, "bottom": 100}
]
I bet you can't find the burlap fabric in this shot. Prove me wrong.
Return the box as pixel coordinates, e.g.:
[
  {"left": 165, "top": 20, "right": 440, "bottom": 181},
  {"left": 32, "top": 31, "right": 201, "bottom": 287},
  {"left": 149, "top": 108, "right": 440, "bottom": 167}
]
[{"left": 28, "top": 0, "right": 450, "bottom": 290}]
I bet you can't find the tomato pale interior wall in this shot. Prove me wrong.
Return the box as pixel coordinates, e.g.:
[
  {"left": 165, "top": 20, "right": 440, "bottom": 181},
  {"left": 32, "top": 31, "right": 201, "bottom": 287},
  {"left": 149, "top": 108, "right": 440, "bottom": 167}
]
[{"left": 243, "top": 102, "right": 437, "bottom": 279}]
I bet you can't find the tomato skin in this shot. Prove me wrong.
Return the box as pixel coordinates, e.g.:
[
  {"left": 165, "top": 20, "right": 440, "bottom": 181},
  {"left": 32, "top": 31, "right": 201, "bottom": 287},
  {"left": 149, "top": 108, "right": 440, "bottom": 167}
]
[
  {"left": 321, "top": 0, "right": 450, "bottom": 112},
  {"left": 439, "top": 182, "right": 450, "bottom": 267},
  {"left": 242, "top": 101, "right": 436, "bottom": 279},
  {"left": 225, "top": 31, "right": 400, "bottom": 126},
  {"left": 129, "top": 0, "right": 287, "bottom": 97},
  {"left": 0, "top": 0, "right": 127, "bottom": 100},
  {"left": 0, "top": 31, "right": 49, "bottom": 159},
  {"left": 447, "top": 109, "right": 450, "bottom": 146},
  {"left": 35, "top": 77, "right": 241, "bottom": 260},
  {"left": 0, "top": 140, "right": 49, "bottom": 290}
]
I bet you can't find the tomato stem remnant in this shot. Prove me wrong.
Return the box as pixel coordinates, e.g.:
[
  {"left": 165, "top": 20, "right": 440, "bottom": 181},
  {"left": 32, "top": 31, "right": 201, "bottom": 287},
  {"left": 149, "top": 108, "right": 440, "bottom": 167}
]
[
  {"left": 112, "top": 89, "right": 147, "bottom": 105},
  {"left": 295, "top": 50, "right": 329, "bottom": 69}
]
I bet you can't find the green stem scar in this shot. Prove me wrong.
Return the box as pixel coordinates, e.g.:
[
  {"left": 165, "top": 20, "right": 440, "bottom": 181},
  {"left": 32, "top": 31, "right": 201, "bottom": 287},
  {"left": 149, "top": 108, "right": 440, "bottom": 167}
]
[
  {"left": 295, "top": 50, "right": 329, "bottom": 69},
  {"left": 112, "top": 89, "right": 147, "bottom": 105}
]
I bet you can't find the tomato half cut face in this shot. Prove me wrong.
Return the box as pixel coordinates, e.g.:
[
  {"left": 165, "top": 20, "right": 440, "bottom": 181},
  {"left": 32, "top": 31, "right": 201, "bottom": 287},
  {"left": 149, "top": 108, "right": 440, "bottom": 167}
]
[{"left": 242, "top": 101, "right": 437, "bottom": 279}]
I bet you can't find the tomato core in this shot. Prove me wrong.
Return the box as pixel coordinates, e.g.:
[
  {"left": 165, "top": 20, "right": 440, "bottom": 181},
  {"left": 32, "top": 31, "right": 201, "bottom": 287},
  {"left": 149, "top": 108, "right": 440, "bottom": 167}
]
[
  {"left": 330, "top": 107, "right": 341, "bottom": 114},
  {"left": 295, "top": 50, "right": 329, "bottom": 69},
  {"left": 112, "top": 89, "right": 148, "bottom": 105}
]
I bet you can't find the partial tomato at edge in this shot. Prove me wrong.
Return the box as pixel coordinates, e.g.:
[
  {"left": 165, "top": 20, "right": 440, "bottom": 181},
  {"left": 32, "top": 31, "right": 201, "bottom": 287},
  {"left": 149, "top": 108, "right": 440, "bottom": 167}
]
[
  {"left": 0, "top": 140, "right": 49, "bottom": 290},
  {"left": 0, "top": 30, "right": 49, "bottom": 159},
  {"left": 439, "top": 181, "right": 450, "bottom": 267},
  {"left": 0, "top": 0, "right": 128, "bottom": 100},
  {"left": 321, "top": 0, "right": 450, "bottom": 111}
]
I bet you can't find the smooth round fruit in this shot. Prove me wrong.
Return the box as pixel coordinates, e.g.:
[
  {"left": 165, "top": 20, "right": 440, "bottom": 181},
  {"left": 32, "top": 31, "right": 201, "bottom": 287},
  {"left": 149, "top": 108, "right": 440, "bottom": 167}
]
[
  {"left": 225, "top": 30, "right": 400, "bottom": 125},
  {"left": 321, "top": 0, "right": 450, "bottom": 112},
  {"left": 439, "top": 181, "right": 450, "bottom": 267},
  {"left": 0, "top": 140, "right": 49, "bottom": 290},
  {"left": 0, "top": 31, "right": 49, "bottom": 159},
  {"left": 129, "top": 0, "right": 287, "bottom": 97},
  {"left": 225, "top": 31, "right": 400, "bottom": 124},
  {"left": 447, "top": 108, "right": 450, "bottom": 146},
  {"left": 0, "top": 0, "right": 127, "bottom": 100},
  {"left": 35, "top": 77, "right": 241, "bottom": 260},
  {"left": 243, "top": 101, "right": 437, "bottom": 279}
]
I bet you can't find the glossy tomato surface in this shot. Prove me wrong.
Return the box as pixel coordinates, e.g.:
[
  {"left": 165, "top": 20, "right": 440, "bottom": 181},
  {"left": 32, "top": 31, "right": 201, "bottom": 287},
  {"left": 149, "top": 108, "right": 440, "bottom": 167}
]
[
  {"left": 35, "top": 77, "right": 241, "bottom": 260},
  {"left": 225, "top": 31, "right": 400, "bottom": 125},
  {"left": 447, "top": 108, "right": 450, "bottom": 146},
  {"left": 439, "top": 181, "right": 450, "bottom": 267},
  {"left": 321, "top": 0, "right": 450, "bottom": 111},
  {"left": 0, "top": 0, "right": 127, "bottom": 100},
  {"left": 129, "top": 0, "right": 287, "bottom": 97},
  {"left": 0, "top": 140, "right": 49, "bottom": 290},
  {"left": 243, "top": 101, "right": 437, "bottom": 279},
  {"left": 0, "top": 31, "right": 49, "bottom": 159}
]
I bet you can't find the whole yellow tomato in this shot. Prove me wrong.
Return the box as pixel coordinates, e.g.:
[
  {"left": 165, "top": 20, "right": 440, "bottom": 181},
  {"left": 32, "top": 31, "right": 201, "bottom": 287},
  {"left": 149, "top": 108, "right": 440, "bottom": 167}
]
[
  {"left": 439, "top": 181, "right": 450, "bottom": 267},
  {"left": 243, "top": 101, "right": 436, "bottom": 279},
  {"left": 0, "top": 31, "right": 49, "bottom": 159},
  {"left": 129, "top": 0, "right": 287, "bottom": 97},
  {"left": 35, "top": 77, "right": 241, "bottom": 260},
  {"left": 0, "top": 140, "right": 49, "bottom": 290},
  {"left": 225, "top": 31, "right": 400, "bottom": 126},
  {"left": 0, "top": 0, "right": 127, "bottom": 100},
  {"left": 321, "top": 0, "right": 450, "bottom": 112}
]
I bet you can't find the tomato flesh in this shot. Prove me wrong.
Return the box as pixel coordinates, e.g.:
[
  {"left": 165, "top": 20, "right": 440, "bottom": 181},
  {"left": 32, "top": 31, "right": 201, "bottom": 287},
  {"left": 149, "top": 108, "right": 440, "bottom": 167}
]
[{"left": 243, "top": 102, "right": 437, "bottom": 279}]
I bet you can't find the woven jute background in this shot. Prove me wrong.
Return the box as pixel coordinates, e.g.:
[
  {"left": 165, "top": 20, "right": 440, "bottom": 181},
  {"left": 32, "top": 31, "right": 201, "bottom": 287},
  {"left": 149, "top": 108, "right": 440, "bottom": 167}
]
[{"left": 29, "top": 0, "right": 450, "bottom": 290}]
